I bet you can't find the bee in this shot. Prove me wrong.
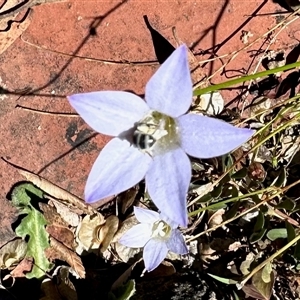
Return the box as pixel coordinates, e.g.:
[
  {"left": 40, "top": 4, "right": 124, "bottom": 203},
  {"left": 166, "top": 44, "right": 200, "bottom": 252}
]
[
  {"left": 133, "top": 115, "right": 168, "bottom": 153},
  {"left": 133, "top": 130, "right": 156, "bottom": 151}
]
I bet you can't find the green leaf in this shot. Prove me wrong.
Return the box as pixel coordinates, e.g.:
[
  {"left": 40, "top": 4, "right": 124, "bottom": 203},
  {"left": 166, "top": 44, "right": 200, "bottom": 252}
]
[
  {"left": 293, "top": 240, "right": 300, "bottom": 260},
  {"left": 207, "top": 273, "right": 238, "bottom": 284},
  {"left": 266, "top": 228, "right": 287, "bottom": 241},
  {"left": 261, "top": 262, "right": 272, "bottom": 283},
  {"left": 11, "top": 183, "right": 44, "bottom": 207},
  {"left": 109, "top": 280, "right": 136, "bottom": 300},
  {"left": 12, "top": 183, "right": 51, "bottom": 279},
  {"left": 231, "top": 168, "right": 247, "bottom": 179},
  {"left": 285, "top": 221, "right": 296, "bottom": 243},
  {"left": 197, "top": 193, "right": 213, "bottom": 203},
  {"left": 232, "top": 290, "right": 240, "bottom": 300},
  {"left": 15, "top": 207, "right": 51, "bottom": 278},
  {"left": 194, "top": 60, "right": 300, "bottom": 96},
  {"left": 276, "top": 198, "right": 295, "bottom": 211},
  {"left": 272, "top": 169, "right": 287, "bottom": 188},
  {"left": 253, "top": 211, "right": 265, "bottom": 233},
  {"left": 250, "top": 228, "right": 267, "bottom": 244},
  {"left": 224, "top": 200, "right": 240, "bottom": 220},
  {"left": 211, "top": 184, "right": 223, "bottom": 198},
  {"left": 221, "top": 184, "right": 238, "bottom": 198}
]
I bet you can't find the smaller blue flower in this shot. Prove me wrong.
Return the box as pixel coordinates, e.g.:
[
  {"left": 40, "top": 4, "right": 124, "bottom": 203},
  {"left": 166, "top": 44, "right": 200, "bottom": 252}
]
[{"left": 119, "top": 207, "right": 188, "bottom": 272}]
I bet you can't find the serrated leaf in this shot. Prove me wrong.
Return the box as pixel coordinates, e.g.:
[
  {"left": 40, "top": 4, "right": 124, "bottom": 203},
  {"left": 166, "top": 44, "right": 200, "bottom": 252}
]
[
  {"left": 11, "top": 184, "right": 51, "bottom": 278},
  {"left": 266, "top": 228, "right": 287, "bottom": 241},
  {"left": 48, "top": 237, "right": 85, "bottom": 279},
  {"left": 11, "top": 183, "right": 44, "bottom": 207},
  {"left": 15, "top": 207, "right": 51, "bottom": 278}
]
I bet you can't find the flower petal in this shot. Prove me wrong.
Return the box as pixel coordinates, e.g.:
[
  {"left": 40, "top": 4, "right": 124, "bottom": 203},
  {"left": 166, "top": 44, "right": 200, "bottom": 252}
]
[
  {"left": 85, "top": 138, "right": 152, "bottom": 203},
  {"left": 119, "top": 224, "right": 152, "bottom": 248},
  {"left": 143, "top": 239, "right": 168, "bottom": 272},
  {"left": 68, "top": 91, "right": 149, "bottom": 136},
  {"left": 146, "top": 148, "right": 191, "bottom": 227},
  {"left": 177, "top": 114, "right": 254, "bottom": 159},
  {"left": 166, "top": 229, "right": 188, "bottom": 255},
  {"left": 145, "top": 45, "right": 192, "bottom": 118},
  {"left": 134, "top": 207, "right": 159, "bottom": 224}
]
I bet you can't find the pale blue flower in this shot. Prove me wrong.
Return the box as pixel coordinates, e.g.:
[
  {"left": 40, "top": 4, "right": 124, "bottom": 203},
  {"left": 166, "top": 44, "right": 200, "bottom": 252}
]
[
  {"left": 119, "top": 206, "right": 188, "bottom": 272},
  {"left": 68, "top": 45, "right": 254, "bottom": 227}
]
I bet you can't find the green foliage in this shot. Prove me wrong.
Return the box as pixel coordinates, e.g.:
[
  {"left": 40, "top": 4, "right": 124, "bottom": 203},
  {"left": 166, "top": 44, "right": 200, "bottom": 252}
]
[
  {"left": 207, "top": 273, "right": 238, "bottom": 285},
  {"left": 194, "top": 60, "right": 300, "bottom": 96},
  {"left": 11, "top": 183, "right": 52, "bottom": 279},
  {"left": 11, "top": 182, "right": 44, "bottom": 207},
  {"left": 108, "top": 280, "right": 136, "bottom": 300},
  {"left": 250, "top": 211, "right": 267, "bottom": 244},
  {"left": 266, "top": 228, "right": 287, "bottom": 241}
]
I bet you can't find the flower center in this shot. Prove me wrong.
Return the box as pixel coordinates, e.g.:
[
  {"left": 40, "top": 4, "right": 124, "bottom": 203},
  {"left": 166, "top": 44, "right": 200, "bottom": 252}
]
[
  {"left": 133, "top": 111, "right": 179, "bottom": 155},
  {"left": 151, "top": 220, "right": 171, "bottom": 240}
]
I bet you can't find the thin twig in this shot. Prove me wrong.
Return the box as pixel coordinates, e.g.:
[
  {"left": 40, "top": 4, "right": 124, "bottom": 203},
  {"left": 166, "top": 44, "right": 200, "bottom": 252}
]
[
  {"left": 16, "top": 105, "right": 79, "bottom": 117},
  {"left": 203, "top": 8, "right": 300, "bottom": 84},
  {"left": 21, "top": 36, "right": 159, "bottom": 66}
]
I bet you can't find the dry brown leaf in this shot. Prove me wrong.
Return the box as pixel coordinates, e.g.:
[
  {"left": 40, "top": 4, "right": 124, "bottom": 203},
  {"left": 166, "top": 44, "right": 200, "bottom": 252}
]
[
  {"left": 199, "top": 242, "right": 219, "bottom": 263},
  {"left": 112, "top": 215, "right": 138, "bottom": 243},
  {"left": 48, "top": 237, "right": 85, "bottom": 279},
  {"left": 0, "top": 239, "right": 27, "bottom": 269},
  {"left": 108, "top": 215, "right": 140, "bottom": 262},
  {"left": 49, "top": 199, "right": 80, "bottom": 227},
  {"left": 119, "top": 187, "right": 138, "bottom": 215},
  {"left": 46, "top": 225, "right": 75, "bottom": 250},
  {"left": 76, "top": 213, "right": 105, "bottom": 252},
  {"left": 197, "top": 91, "right": 224, "bottom": 115},
  {"left": 228, "top": 241, "right": 242, "bottom": 252},
  {"left": 10, "top": 257, "right": 33, "bottom": 278},
  {"left": 39, "top": 202, "right": 69, "bottom": 227},
  {"left": 98, "top": 215, "right": 119, "bottom": 253},
  {"left": 17, "top": 168, "right": 96, "bottom": 215},
  {"left": 208, "top": 209, "right": 225, "bottom": 229},
  {"left": 0, "top": 0, "right": 32, "bottom": 55}
]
